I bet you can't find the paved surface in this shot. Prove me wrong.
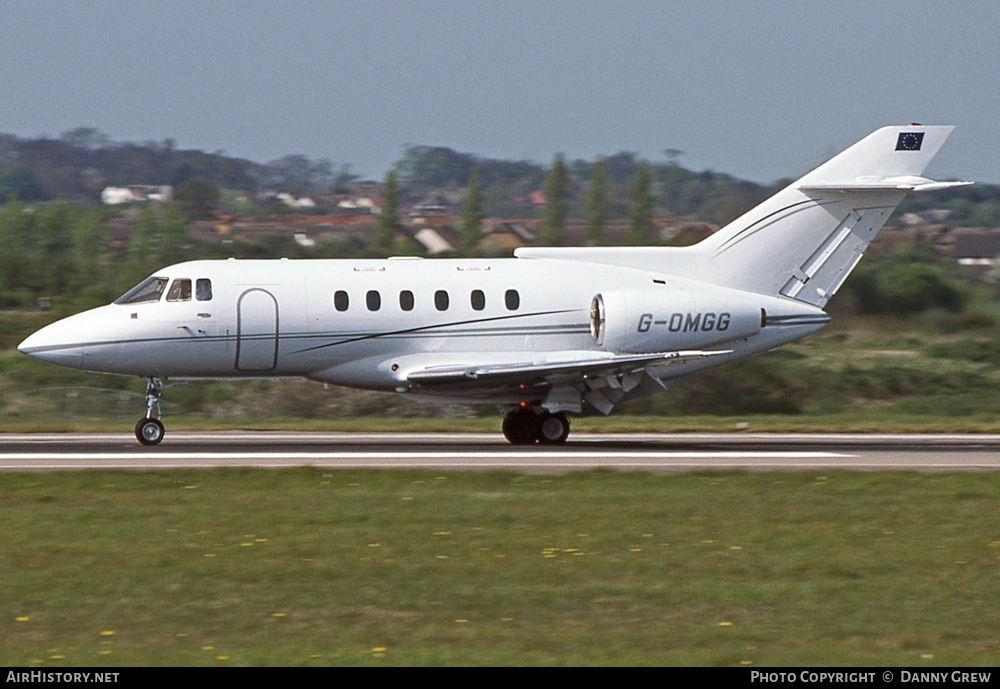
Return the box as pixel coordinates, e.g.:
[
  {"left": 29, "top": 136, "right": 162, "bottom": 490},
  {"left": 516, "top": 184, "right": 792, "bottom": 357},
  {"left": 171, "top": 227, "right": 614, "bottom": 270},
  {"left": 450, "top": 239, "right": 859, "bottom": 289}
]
[{"left": 1, "top": 432, "right": 999, "bottom": 472}]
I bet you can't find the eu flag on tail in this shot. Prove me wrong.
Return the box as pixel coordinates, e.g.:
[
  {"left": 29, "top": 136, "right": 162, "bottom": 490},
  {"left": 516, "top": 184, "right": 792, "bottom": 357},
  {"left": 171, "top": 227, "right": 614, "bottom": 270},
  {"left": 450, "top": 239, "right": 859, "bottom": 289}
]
[{"left": 896, "top": 132, "right": 924, "bottom": 151}]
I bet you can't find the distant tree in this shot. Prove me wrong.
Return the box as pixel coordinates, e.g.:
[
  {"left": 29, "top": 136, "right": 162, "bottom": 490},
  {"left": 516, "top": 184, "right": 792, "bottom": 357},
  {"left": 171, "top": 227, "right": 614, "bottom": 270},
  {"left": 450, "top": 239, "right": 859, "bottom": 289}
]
[
  {"left": 372, "top": 170, "right": 399, "bottom": 254},
  {"left": 0, "top": 198, "right": 38, "bottom": 293},
  {"left": 123, "top": 206, "right": 159, "bottom": 287},
  {"left": 159, "top": 203, "right": 190, "bottom": 265},
  {"left": 970, "top": 200, "right": 1000, "bottom": 228},
  {"left": 0, "top": 134, "right": 18, "bottom": 164},
  {"left": 602, "top": 151, "right": 640, "bottom": 182},
  {"left": 847, "top": 246, "right": 966, "bottom": 315},
  {"left": 35, "top": 199, "right": 75, "bottom": 295},
  {"left": 662, "top": 148, "right": 684, "bottom": 163},
  {"left": 174, "top": 177, "right": 220, "bottom": 220},
  {"left": 627, "top": 162, "right": 654, "bottom": 245},
  {"left": 70, "top": 205, "right": 110, "bottom": 297},
  {"left": 60, "top": 127, "right": 110, "bottom": 151},
  {"left": 260, "top": 154, "right": 335, "bottom": 194},
  {"left": 584, "top": 159, "right": 607, "bottom": 245},
  {"left": 568, "top": 158, "right": 591, "bottom": 182},
  {"left": 0, "top": 165, "right": 46, "bottom": 201},
  {"left": 541, "top": 154, "right": 568, "bottom": 246},
  {"left": 126, "top": 204, "right": 188, "bottom": 273},
  {"left": 659, "top": 149, "right": 688, "bottom": 214},
  {"left": 460, "top": 166, "right": 483, "bottom": 253},
  {"left": 332, "top": 163, "right": 361, "bottom": 193},
  {"left": 310, "top": 158, "right": 334, "bottom": 188},
  {"left": 396, "top": 145, "right": 473, "bottom": 194},
  {"left": 263, "top": 154, "right": 311, "bottom": 193}
]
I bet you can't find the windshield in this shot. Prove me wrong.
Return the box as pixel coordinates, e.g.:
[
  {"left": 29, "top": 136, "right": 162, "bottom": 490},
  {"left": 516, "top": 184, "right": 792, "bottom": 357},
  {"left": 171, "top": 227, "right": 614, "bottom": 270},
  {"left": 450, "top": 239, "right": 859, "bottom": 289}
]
[{"left": 115, "top": 276, "right": 169, "bottom": 305}]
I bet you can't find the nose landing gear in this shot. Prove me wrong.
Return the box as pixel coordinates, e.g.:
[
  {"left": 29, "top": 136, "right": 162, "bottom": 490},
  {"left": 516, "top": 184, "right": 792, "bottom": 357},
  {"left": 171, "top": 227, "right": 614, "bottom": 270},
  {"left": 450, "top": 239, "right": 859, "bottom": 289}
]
[
  {"left": 501, "top": 407, "right": 570, "bottom": 445},
  {"left": 135, "top": 378, "right": 165, "bottom": 446}
]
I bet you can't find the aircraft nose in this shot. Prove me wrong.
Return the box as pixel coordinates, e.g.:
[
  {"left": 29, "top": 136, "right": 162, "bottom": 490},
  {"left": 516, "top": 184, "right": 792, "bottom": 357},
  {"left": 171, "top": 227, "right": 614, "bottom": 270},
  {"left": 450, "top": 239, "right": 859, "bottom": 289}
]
[{"left": 18, "top": 321, "right": 86, "bottom": 369}]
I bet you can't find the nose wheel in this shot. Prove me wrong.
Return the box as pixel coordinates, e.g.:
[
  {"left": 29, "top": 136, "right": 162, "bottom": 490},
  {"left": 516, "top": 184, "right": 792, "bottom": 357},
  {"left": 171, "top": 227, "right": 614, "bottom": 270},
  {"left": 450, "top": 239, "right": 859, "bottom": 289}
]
[
  {"left": 135, "top": 378, "right": 165, "bottom": 446},
  {"left": 135, "top": 417, "right": 165, "bottom": 446}
]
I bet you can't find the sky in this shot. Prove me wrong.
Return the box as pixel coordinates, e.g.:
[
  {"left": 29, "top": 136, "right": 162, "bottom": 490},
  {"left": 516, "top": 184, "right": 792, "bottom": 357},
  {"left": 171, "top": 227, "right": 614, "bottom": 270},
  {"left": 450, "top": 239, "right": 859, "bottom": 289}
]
[{"left": 1, "top": 1, "right": 997, "bottom": 184}]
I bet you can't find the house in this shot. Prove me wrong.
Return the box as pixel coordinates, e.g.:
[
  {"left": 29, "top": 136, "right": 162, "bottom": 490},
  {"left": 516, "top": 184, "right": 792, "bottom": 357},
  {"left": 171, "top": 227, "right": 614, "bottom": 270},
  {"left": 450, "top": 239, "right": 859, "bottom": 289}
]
[
  {"left": 952, "top": 229, "right": 1000, "bottom": 277},
  {"left": 412, "top": 227, "right": 454, "bottom": 254},
  {"left": 276, "top": 192, "right": 317, "bottom": 209},
  {"left": 101, "top": 185, "right": 172, "bottom": 205}
]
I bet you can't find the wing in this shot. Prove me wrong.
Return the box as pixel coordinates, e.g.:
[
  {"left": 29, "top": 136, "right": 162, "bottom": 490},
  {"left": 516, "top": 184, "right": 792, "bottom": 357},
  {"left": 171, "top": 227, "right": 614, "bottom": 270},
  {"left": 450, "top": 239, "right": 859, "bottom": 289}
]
[{"left": 406, "top": 349, "right": 730, "bottom": 387}]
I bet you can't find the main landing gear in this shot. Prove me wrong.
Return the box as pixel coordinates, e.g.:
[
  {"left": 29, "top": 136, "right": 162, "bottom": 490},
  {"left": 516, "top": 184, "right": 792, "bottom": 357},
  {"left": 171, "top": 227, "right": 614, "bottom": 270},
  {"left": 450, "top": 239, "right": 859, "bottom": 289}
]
[
  {"left": 501, "top": 407, "right": 571, "bottom": 445},
  {"left": 134, "top": 378, "right": 165, "bottom": 446}
]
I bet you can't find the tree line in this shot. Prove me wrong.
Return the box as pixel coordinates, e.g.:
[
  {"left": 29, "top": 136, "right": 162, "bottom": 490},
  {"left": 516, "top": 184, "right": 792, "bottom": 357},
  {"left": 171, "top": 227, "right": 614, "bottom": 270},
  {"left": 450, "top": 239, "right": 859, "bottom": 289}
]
[
  {"left": 0, "top": 127, "right": 995, "bottom": 316},
  {"left": 5, "top": 127, "right": 998, "bottom": 226}
]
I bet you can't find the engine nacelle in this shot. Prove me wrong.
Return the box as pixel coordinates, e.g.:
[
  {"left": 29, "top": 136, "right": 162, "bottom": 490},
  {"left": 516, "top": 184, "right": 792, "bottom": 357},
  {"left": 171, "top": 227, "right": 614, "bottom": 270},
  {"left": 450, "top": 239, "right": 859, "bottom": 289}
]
[{"left": 590, "top": 286, "right": 764, "bottom": 353}]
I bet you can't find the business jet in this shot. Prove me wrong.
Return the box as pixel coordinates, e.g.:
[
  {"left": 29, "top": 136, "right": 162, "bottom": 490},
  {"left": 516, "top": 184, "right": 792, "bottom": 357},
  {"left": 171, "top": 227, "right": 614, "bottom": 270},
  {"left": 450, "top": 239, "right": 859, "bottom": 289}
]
[{"left": 18, "top": 125, "right": 969, "bottom": 446}]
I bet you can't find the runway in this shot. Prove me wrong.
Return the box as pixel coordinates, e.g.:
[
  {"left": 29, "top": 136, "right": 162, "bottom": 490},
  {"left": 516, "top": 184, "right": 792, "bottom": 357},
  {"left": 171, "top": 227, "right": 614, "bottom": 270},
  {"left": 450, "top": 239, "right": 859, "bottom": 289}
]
[{"left": 1, "top": 432, "right": 999, "bottom": 472}]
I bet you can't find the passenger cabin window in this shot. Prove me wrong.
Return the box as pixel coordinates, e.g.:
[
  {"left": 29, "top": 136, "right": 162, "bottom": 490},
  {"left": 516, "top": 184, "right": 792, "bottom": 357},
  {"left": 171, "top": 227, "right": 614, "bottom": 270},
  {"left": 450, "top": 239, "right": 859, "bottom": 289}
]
[
  {"left": 399, "top": 290, "right": 414, "bottom": 311},
  {"left": 434, "top": 290, "right": 449, "bottom": 311},
  {"left": 366, "top": 290, "right": 381, "bottom": 311},
  {"left": 505, "top": 289, "right": 520, "bottom": 311},
  {"left": 115, "top": 276, "right": 168, "bottom": 305},
  {"left": 166, "top": 278, "right": 192, "bottom": 302},
  {"left": 334, "top": 290, "right": 349, "bottom": 312},
  {"left": 196, "top": 279, "right": 213, "bottom": 301},
  {"left": 471, "top": 290, "right": 486, "bottom": 311}
]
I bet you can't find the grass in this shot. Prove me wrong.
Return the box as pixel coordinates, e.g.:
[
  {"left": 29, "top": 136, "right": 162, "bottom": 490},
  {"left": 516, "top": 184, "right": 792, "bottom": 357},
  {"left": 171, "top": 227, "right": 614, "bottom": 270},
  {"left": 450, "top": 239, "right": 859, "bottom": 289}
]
[
  {"left": 6, "top": 309, "right": 1000, "bottom": 666},
  {"left": 3, "top": 469, "right": 1000, "bottom": 666}
]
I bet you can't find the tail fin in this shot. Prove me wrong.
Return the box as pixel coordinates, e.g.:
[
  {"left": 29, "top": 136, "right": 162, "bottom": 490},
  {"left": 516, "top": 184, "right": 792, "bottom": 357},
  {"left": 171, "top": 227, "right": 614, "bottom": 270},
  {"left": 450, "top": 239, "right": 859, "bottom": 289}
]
[
  {"left": 516, "top": 125, "right": 970, "bottom": 307},
  {"left": 696, "top": 124, "right": 969, "bottom": 305}
]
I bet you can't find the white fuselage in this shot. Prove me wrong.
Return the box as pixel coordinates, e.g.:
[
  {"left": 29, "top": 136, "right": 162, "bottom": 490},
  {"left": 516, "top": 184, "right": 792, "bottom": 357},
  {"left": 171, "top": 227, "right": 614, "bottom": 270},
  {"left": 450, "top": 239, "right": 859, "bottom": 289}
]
[{"left": 18, "top": 256, "right": 827, "bottom": 408}]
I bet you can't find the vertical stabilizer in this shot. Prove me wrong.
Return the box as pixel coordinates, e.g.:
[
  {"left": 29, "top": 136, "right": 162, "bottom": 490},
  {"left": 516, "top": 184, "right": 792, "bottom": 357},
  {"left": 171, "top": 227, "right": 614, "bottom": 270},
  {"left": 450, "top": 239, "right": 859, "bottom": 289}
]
[
  {"left": 515, "top": 125, "right": 969, "bottom": 307},
  {"left": 693, "top": 125, "right": 968, "bottom": 305}
]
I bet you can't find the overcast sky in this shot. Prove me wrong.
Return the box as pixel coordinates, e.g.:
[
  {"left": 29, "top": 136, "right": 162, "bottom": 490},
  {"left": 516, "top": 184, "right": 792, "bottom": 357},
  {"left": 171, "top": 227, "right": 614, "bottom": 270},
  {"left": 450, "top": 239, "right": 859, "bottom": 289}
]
[{"left": 2, "top": 1, "right": 997, "bottom": 184}]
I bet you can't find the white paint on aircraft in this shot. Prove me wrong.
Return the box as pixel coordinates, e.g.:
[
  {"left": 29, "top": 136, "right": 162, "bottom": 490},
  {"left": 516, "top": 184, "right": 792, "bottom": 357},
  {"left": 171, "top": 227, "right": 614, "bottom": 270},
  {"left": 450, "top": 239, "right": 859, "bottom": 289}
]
[{"left": 18, "top": 126, "right": 970, "bottom": 445}]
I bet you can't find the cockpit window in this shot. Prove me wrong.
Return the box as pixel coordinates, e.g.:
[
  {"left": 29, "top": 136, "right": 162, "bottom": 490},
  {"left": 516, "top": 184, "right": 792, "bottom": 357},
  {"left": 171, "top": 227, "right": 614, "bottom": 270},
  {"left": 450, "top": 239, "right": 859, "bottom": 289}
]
[
  {"left": 196, "top": 278, "right": 213, "bottom": 301},
  {"left": 115, "top": 276, "right": 169, "bottom": 305},
  {"left": 166, "top": 279, "right": 192, "bottom": 302}
]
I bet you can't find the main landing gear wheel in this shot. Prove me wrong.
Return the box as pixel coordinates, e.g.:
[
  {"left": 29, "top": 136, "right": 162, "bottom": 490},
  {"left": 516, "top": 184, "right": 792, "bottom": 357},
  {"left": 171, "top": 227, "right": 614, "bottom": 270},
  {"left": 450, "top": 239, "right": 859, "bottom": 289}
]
[
  {"left": 502, "top": 408, "right": 571, "bottom": 445},
  {"left": 537, "top": 412, "right": 570, "bottom": 445},
  {"left": 135, "top": 417, "right": 165, "bottom": 446},
  {"left": 502, "top": 408, "right": 539, "bottom": 445}
]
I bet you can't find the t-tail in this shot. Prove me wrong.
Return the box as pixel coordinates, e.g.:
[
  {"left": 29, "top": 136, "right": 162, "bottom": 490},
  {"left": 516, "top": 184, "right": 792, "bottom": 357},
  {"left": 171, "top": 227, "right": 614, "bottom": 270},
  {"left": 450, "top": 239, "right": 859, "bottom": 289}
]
[{"left": 516, "top": 125, "right": 971, "bottom": 307}]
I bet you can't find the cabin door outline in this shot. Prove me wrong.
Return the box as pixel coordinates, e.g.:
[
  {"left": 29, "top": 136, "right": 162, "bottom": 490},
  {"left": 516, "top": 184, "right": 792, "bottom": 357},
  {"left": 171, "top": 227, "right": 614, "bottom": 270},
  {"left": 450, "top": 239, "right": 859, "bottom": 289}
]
[{"left": 235, "top": 288, "right": 279, "bottom": 371}]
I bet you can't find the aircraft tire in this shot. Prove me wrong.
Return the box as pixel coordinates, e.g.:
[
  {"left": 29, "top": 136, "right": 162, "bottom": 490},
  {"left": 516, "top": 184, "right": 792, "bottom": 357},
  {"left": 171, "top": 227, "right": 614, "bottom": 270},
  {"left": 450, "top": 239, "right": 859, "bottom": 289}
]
[
  {"left": 537, "top": 412, "right": 570, "bottom": 444},
  {"left": 135, "top": 418, "right": 165, "bottom": 446},
  {"left": 502, "top": 409, "right": 538, "bottom": 445}
]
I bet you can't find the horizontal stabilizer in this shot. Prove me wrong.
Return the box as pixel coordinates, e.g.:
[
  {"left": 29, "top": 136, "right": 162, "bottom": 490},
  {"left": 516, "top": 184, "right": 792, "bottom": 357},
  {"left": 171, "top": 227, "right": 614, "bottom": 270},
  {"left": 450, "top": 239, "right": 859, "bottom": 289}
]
[
  {"left": 800, "top": 176, "right": 973, "bottom": 193},
  {"left": 407, "top": 349, "right": 730, "bottom": 386}
]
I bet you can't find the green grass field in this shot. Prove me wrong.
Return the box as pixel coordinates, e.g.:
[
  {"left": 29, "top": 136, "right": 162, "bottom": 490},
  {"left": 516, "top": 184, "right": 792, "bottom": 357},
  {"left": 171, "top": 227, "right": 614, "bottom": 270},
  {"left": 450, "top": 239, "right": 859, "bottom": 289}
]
[
  {"left": 5, "top": 306, "right": 1000, "bottom": 666},
  {"left": 3, "top": 469, "right": 1000, "bottom": 666}
]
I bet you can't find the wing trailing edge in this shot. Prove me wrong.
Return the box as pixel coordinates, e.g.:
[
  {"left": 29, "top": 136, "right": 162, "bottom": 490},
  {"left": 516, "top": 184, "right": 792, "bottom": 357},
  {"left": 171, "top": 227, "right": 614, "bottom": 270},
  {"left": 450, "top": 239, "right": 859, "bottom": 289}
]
[{"left": 406, "top": 349, "right": 731, "bottom": 387}]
